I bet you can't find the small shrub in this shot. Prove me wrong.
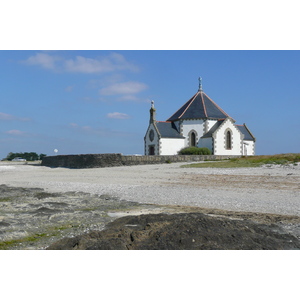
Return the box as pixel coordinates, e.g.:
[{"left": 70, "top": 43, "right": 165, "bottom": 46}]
[{"left": 178, "top": 147, "right": 211, "bottom": 155}]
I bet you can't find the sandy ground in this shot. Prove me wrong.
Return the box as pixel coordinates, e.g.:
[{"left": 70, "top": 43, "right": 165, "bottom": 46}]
[{"left": 1, "top": 161, "right": 299, "bottom": 217}]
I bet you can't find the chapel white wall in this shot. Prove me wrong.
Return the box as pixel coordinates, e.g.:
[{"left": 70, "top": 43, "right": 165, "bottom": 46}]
[
  {"left": 144, "top": 123, "right": 159, "bottom": 155},
  {"left": 160, "top": 138, "right": 185, "bottom": 155},
  {"left": 181, "top": 119, "right": 205, "bottom": 146},
  {"left": 205, "top": 119, "right": 218, "bottom": 133},
  {"left": 213, "top": 119, "right": 242, "bottom": 155},
  {"left": 242, "top": 141, "right": 255, "bottom": 156}
]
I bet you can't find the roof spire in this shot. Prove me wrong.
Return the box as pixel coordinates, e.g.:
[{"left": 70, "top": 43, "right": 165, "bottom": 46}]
[
  {"left": 151, "top": 100, "right": 155, "bottom": 109},
  {"left": 149, "top": 100, "right": 156, "bottom": 124},
  {"left": 198, "top": 77, "right": 203, "bottom": 92}
]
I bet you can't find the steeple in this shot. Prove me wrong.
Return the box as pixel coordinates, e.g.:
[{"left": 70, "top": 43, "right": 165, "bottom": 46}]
[
  {"left": 149, "top": 100, "right": 156, "bottom": 124},
  {"left": 198, "top": 76, "right": 203, "bottom": 92},
  {"left": 166, "top": 80, "right": 231, "bottom": 122}
]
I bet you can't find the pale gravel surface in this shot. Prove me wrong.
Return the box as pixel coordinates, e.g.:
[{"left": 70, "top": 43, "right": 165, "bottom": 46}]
[{"left": 1, "top": 161, "right": 300, "bottom": 216}]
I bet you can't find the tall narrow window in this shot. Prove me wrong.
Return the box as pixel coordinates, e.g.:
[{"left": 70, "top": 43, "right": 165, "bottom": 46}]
[
  {"left": 226, "top": 131, "right": 232, "bottom": 150},
  {"left": 190, "top": 132, "right": 196, "bottom": 147}
]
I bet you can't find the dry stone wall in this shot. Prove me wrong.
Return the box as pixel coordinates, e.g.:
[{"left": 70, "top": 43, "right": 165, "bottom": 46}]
[{"left": 41, "top": 153, "right": 240, "bottom": 169}]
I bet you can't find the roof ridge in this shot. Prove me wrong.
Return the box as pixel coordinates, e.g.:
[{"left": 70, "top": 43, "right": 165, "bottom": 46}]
[
  {"left": 203, "top": 92, "right": 231, "bottom": 119},
  {"left": 243, "top": 123, "right": 256, "bottom": 141},
  {"left": 200, "top": 91, "right": 208, "bottom": 118},
  {"left": 166, "top": 89, "right": 231, "bottom": 121},
  {"left": 178, "top": 92, "right": 198, "bottom": 119}
]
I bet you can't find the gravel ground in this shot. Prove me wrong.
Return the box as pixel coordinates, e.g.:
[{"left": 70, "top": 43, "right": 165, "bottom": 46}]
[
  {"left": 1, "top": 161, "right": 300, "bottom": 249},
  {"left": 1, "top": 161, "right": 299, "bottom": 216}
]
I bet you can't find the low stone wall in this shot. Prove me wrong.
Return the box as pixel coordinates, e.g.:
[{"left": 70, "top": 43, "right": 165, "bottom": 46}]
[{"left": 41, "top": 153, "right": 240, "bottom": 169}]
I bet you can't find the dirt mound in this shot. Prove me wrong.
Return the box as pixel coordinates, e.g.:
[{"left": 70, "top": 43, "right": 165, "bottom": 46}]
[{"left": 47, "top": 212, "right": 300, "bottom": 250}]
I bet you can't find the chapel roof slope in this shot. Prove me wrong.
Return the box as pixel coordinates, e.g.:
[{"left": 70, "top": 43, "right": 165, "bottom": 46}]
[
  {"left": 237, "top": 124, "right": 256, "bottom": 141},
  {"left": 156, "top": 121, "right": 184, "bottom": 139},
  {"left": 201, "top": 119, "right": 225, "bottom": 138},
  {"left": 167, "top": 90, "right": 231, "bottom": 122}
]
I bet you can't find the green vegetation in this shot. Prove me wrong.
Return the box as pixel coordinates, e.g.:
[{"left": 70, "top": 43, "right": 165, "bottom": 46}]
[
  {"left": 181, "top": 153, "right": 300, "bottom": 168},
  {"left": 3, "top": 152, "right": 47, "bottom": 161},
  {"left": 0, "top": 233, "right": 48, "bottom": 250},
  {"left": 0, "top": 224, "right": 77, "bottom": 250},
  {"left": 0, "top": 198, "right": 11, "bottom": 202},
  {"left": 178, "top": 147, "right": 211, "bottom": 155},
  {"left": 34, "top": 192, "right": 59, "bottom": 199}
]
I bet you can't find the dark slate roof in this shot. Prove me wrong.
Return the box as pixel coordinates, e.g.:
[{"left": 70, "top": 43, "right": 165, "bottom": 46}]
[
  {"left": 237, "top": 125, "right": 255, "bottom": 141},
  {"left": 201, "top": 119, "right": 225, "bottom": 138},
  {"left": 156, "top": 121, "right": 184, "bottom": 139},
  {"left": 167, "top": 91, "right": 231, "bottom": 122}
]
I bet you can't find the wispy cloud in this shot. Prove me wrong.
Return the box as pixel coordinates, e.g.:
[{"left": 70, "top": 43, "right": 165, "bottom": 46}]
[
  {"left": 0, "top": 112, "right": 31, "bottom": 122},
  {"left": 68, "top": 123, "right": 131, "bottom": 137},
  {"left": 107, "top": 112, "right": 131, "bottom": 119},
  {"left": 65, "top": 85, "right": 74, "bottom": 92},
  {"left": 64, "top": 53, "right": 138, "bottom": 73},
  {"left": 22, "top": 53, "right": 61, "bottom": 70},
  {"left": 22, "top": 52, "right": 139, "bottom": 74},
  {"left": 5, "top": 129, "right": 27, "bottom": 136},
  {"left": 99, "top": 81, "right": 148, "bottom": 95},
  {"left": 117, "top": 94, "right": 150, "bottom": 103}
]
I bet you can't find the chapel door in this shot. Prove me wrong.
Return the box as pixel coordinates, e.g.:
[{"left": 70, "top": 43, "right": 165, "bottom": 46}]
[{"left": 149, "top": 146, "right": 155, "bottom": 155}]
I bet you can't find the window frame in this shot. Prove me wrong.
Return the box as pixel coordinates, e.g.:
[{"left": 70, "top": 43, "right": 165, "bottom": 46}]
[{"left": 225, "top": 130, "right": 232, "bottom": 150}]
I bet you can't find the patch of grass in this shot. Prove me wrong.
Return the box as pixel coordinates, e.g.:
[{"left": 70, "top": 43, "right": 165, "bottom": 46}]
[
  {"left": 181, "top": 153, "right": 300, "bottom": 168},
  {"left": 0, "top": 224, "right": 78, "bottom": 249},
  {"left": 0, "top": 198, "right": 11, "bottom": 202},
  {"left": 178, "top": 147, "right": 211, "bottom": 155},
  {"left": 0, "top": 233, "right": 48, "bottom": 250},
  {"left": 34, "top": 192, "right": 59, "bottom": 199}
]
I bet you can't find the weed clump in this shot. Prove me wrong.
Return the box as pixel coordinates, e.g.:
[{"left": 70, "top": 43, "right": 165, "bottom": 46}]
[
  {"left": 181, "top": 153, "right": 300, "bottom": 168},
  {"left": 0, "top": 198, "right": 11, "bottom": 202},
  {"left": 178, "top": 147, "right": 211, "bottom": 155}
]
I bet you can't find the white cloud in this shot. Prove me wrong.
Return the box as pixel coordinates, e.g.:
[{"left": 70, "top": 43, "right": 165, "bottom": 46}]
[
  {"left": 69, "top": 123, "right": 79, "bottom": 128},
  {"left": 65, "top": 85, "right": 74, "bottom": 92},
  {"left": 99, "top": 81, "right": 148, "bottom": 95},
  {"left": 5, "top": 129, "right": 27, "bottom": 136},
  {"left": 0, "top": 112, "right": 14, "bottom": 120},
  {"left": 107, "top": 112, "right": 131, "bottom": 119},
  {"left": 23, "top": 53, "right": 61, "bottom": 70},
  {"left": 117, "top": 94, "right": 150, "bottom": 103},
  {"left": 22, "top": 52, "right": 138, "bottom": 74},
  {"left": 68, "top": 123, "right": 131, "bottom": 137},
  {"left": 64, "top": 53, "right": 138, "bottom": 73},
  {"left": 0, "top": 112, "right": 30, "bottom": 122}
]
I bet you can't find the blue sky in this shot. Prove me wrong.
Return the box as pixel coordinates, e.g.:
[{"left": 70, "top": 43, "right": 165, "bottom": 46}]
[{"left": 1, "top": 50, "right": 300, "bottom": 158}]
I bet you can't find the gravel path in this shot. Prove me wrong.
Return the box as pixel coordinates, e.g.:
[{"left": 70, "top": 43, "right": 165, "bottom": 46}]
[{"left": 1, "top": 161, "right": 299, "bottom": 217}]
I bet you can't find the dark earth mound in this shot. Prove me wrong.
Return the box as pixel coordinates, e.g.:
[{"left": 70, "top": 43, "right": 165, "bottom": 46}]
[
  {"left": 47, "top": 212, "right": 300, "bottom": 250},
  {"left": 1, "top": 184, "right": 299, "bottom": 250}
]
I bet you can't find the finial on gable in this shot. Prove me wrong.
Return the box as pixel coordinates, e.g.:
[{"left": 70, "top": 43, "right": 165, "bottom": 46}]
[
  {"left": 149, "top": 100, "right": 156, "bottom": 124},
  {"left": 198, "top": 77, "right": 203, "bottom": 92}
]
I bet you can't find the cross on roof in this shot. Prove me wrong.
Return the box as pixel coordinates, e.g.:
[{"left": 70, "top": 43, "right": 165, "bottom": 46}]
[{"left": 198, "top": 77, "right": 203, "bottom": 92}]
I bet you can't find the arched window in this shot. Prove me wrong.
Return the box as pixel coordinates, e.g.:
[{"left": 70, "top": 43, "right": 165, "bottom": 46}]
[
  {"left": 190, "top": 132, "right": 196, "bottom": 147},
  {"left": 226, "top": 130, "right": 232, "bottom": 150}
]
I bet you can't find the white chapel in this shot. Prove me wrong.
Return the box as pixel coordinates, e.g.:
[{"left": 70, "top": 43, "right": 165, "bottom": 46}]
[{"left": 144, "top": 78, "right": 256, "bottom": 156}]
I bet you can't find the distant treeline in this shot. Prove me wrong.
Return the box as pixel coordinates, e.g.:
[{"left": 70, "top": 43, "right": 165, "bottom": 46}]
[{"left": 4, "top": 152, "right": 47, "bottom": 161}]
